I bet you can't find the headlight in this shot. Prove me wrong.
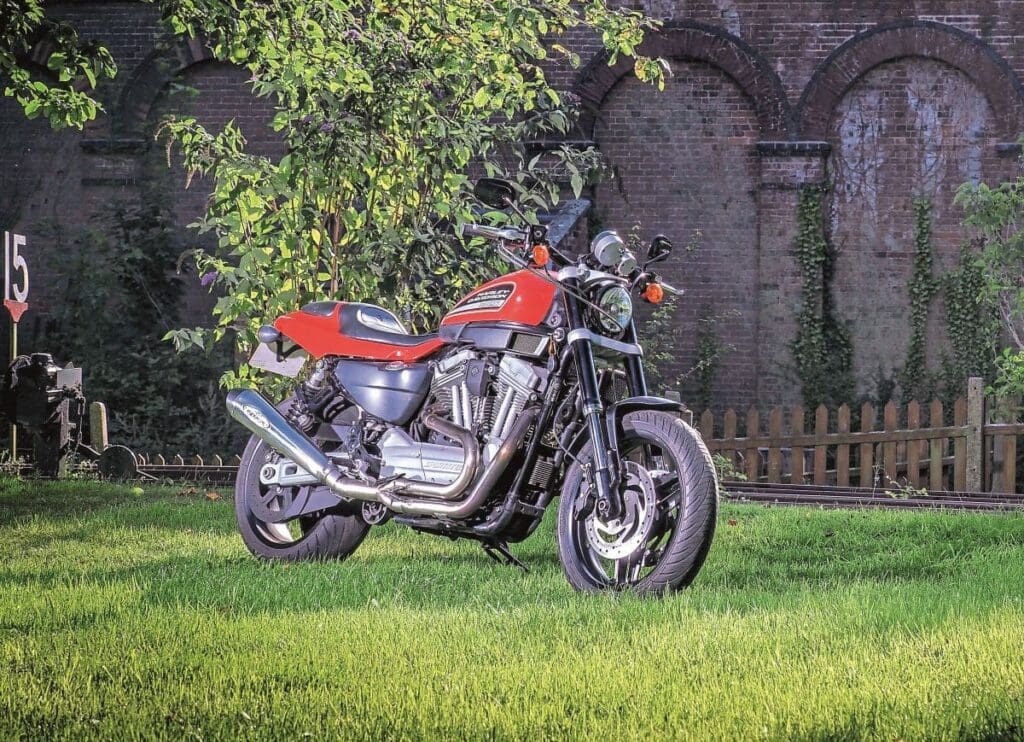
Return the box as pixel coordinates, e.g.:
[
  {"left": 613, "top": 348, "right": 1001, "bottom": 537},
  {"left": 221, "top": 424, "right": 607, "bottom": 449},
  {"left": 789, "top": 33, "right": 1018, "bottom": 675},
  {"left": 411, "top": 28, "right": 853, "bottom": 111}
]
[{"left": 595, "top": 285, "right": 633, "bottom": 334}]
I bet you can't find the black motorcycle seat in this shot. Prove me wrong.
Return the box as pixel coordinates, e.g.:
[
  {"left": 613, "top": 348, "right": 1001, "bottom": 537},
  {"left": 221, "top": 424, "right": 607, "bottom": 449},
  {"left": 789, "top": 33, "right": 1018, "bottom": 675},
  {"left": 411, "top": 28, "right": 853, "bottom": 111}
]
[{"left": 338, "top": 302, "right": 439, "bottom": 347}]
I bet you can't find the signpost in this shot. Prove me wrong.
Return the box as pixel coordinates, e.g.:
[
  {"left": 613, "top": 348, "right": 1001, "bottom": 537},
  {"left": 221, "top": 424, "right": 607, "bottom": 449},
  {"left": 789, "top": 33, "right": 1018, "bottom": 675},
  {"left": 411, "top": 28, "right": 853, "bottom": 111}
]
[{"left": 2, "top": 231, "right": 29, "bottom": 462}]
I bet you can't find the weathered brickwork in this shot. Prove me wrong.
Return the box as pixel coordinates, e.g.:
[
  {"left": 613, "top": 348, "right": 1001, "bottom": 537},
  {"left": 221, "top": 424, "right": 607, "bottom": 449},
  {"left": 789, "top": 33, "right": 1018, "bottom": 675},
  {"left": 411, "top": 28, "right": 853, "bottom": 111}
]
[
  {"left": 2, "top": 1, "right": 1023, "bottom": 411},
  {"left": 569, "top": 2, "right": 1024, "bottom": 408},
  {"left": 593, "top": 60, "right": 762, "bottom": 406},
  {"left": 828, "top": 59, "right": 1004, "bottom": 389}
]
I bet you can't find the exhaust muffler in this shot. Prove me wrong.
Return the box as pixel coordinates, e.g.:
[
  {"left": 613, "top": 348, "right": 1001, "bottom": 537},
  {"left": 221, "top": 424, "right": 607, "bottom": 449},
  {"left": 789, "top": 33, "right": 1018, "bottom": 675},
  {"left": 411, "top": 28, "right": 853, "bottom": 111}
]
[
  {"left": 226, "top": 388, "right": 357, "bottom": 495},
  {"left": 226, "top": 389, "right": 533, "bottom": 518}
]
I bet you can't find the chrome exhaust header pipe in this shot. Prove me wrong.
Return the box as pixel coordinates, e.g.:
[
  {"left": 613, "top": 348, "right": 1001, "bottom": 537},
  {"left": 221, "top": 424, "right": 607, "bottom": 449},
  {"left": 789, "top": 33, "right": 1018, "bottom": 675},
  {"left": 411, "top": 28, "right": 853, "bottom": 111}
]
[
  {"left": 400, "top": 412, "right": 480, "bottom": 499},
  {"left": 382, "top": 406, "right": 538, "bottom": 517},
  {"left": 226, "top": 389, "right": 524, "bottom": 518}
]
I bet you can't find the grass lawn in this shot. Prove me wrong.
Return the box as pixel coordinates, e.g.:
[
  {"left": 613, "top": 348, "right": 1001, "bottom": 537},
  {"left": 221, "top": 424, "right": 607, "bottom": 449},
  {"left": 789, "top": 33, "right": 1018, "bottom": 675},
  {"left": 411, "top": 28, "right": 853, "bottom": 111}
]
[{"left": 1, "top": 478, "right": 1023, "bottom": 740}]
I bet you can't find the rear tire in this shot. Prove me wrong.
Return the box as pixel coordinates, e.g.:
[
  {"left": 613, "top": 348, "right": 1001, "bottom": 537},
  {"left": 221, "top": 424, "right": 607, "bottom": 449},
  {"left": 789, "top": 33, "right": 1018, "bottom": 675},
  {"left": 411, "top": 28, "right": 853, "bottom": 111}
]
[
  {"left": 234, "top": 401, "right": 369, "bottom": 561},
  {"left": 556, "top": 410, "right": 718, "bottom": 595}
]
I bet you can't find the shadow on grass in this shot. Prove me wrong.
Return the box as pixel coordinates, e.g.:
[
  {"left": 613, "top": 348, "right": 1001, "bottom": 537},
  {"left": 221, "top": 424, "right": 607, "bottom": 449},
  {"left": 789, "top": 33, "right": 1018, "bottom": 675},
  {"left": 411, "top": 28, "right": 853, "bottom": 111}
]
[
  {"left": 0, "top": 477, "right": 236, "bottom": 534},
  {"left": 0, "top": 477, "right": 185, "bottom": 517},
  {"left": 4, "top": 478, "right": 1024, "bottom": 617},
  {"left": 5, "top": 526, "right": 1024, "bottom": 622}
]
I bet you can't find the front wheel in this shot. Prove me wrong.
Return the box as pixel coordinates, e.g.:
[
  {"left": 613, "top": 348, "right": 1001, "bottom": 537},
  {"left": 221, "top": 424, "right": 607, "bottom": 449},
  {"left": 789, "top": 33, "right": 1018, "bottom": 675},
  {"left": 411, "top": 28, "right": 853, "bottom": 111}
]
[{"left": 557, "top": 410, "right": 718, "bottom": 595}]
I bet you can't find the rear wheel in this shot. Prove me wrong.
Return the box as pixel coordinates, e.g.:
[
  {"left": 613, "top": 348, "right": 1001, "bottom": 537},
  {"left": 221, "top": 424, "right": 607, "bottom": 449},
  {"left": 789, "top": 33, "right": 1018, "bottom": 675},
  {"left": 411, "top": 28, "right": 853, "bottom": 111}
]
[
  {"left": 234, "top": 400, "right": 368, "bottom": 562},
  {"left": 556, "top": 410, "right": 718, "bottom": 595}
]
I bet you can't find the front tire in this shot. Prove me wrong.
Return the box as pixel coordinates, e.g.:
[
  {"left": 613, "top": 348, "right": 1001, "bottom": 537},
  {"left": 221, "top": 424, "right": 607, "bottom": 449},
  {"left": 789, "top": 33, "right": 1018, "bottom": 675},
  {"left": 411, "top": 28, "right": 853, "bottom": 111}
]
[
  {"left": 557, "top": 410, "right": 718, "bottom": 595},
  {"left": 234, "top": 413, "right": 369, "bottom": 562}
]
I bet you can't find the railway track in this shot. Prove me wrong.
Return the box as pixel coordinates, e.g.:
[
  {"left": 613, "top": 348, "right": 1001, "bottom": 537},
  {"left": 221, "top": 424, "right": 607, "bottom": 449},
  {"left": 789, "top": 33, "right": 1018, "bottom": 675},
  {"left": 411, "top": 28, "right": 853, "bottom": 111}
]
[
  {"left": 724, "top": 481, "right": 1024, "bottom": 512},
  {"left": 134, "top": 463, "right": 1024, "bottom": 512}
]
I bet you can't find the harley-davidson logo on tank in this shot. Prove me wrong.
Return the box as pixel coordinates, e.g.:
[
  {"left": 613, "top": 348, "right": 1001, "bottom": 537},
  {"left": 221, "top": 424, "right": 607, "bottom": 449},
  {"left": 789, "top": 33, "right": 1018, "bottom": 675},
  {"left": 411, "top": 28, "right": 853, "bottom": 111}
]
[{"left": 447, "top": 283, "right": 514, "bottom": 316}]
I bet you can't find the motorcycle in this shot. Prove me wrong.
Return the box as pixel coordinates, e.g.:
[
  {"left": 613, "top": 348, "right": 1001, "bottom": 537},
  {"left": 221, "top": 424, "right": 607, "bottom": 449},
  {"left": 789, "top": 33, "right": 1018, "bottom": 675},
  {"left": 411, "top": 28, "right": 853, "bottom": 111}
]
[{"left": 226, "top": 178, "right": 718, "bottom": 594}]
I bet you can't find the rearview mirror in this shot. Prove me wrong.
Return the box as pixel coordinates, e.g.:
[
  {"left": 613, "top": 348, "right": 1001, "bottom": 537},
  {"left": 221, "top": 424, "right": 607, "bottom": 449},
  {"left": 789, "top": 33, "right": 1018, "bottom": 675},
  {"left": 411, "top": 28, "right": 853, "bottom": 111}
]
[
  {"left": 647, "top": 235, "right": 673, "bottom": 264},
  {"left": 474, "top": 178, "right": 516, "bottom": 209}
]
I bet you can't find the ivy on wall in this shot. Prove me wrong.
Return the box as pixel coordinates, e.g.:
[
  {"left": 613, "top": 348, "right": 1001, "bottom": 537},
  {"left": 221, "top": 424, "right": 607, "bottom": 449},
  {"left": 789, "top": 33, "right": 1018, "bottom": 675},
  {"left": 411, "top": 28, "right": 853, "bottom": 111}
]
[
  {"left": 894, "top": 198, "right": 997, "bottom": 405},
  {"left": 899, "top": 198, "right": 939, "bottom": 401},
  {"left": 791, "top": 184, "right": 853, "bottom": 409},
  {"left": 943, "top": 247, "right": 997, "bottom": 385},
  {"left": 638, "top": 299, "right": 735, "bottom": 413},
  {"left": 693, "top": 308, "right": 721, "bottom": 413}
]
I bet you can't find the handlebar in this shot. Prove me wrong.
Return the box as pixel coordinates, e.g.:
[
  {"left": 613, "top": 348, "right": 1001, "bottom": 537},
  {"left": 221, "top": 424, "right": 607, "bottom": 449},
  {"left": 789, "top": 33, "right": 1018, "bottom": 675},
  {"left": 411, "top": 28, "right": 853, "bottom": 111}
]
[
  {"left": 660, "top": 280, "right": 684, "bottom": 296},
  {"left": 459, "top": 222, "right": 527, "bottom": 242},
  {"left": 461, "top": 221, "right": 683, "bottom": 296}
]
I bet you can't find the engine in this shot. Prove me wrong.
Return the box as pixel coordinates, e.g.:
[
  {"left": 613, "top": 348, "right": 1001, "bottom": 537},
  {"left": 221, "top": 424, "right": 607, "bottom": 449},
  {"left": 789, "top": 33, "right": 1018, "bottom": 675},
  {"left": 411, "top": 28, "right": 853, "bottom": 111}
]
[
  {"left": 378, "top": 350, "right": 547, "bottom": 486},
  {"left": 431, "top": 350, "right": 545, "bottom": 441}
]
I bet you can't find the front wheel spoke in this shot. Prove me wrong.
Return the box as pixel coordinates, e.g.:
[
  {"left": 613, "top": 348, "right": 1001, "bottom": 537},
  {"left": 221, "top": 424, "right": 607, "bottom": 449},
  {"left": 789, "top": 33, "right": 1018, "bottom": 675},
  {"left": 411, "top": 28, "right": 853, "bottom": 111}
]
[
  {"left": 610, "top": 560, "right": 626, "bottom": 585},
  {"left": 613, "top": 557, "right": 629, "bottom": 584},
  {"left": 610, "top": 553, "right": 644, "bottom": 585},
  {"left": 628, "top": 559, "right": 643, "bottom": 583}
]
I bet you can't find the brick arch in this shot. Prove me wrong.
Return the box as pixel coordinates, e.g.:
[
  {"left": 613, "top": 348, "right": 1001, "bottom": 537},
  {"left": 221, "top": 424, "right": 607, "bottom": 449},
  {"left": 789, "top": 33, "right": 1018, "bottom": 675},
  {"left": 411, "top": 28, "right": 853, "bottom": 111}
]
[
  {"left": 798, "top": 21, "right": 1024, "bottom": 141},
  {"left": 19, "top": 36, "right": 87, "bottom": 89},
  {"left": 573, "top": 21, "right": 793, "bottom": 140},
  {"left": 23, "top": 36, "right": 60, "bottom": 74},
  {"left": 113, "top": 36, "right": 215, "bottom": 136}
]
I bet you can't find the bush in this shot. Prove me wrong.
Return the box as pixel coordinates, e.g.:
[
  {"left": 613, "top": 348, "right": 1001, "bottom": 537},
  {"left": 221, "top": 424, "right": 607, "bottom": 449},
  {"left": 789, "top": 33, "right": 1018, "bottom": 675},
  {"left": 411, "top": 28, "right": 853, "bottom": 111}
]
[{"left": 27, "top": 199, "right": 244, "bottom": 457}]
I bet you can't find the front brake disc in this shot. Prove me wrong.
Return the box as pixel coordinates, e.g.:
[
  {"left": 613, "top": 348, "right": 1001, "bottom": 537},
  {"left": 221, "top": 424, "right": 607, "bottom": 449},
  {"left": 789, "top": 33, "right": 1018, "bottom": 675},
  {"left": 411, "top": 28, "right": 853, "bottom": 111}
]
[{"left": 583, "top": 460, "right": 658, "bottom": 560}]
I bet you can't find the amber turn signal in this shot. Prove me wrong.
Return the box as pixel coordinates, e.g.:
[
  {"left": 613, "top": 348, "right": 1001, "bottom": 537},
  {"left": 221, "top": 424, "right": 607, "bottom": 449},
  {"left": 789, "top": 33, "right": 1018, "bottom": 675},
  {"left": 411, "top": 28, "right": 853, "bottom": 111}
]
[
  {"left": 532, "top": 244, "right": 551, "bottom": 266},
  {"left": 642, "top": 282, "right": 665, "bottom": 304}
]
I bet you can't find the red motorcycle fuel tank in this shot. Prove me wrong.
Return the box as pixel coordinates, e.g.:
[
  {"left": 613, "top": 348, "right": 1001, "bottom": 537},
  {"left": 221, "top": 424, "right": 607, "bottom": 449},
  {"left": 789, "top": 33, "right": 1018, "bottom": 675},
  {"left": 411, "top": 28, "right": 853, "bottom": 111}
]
[
  {"left": 272, "top": 270, "right": 557, "bottom": 362},
  {"left": 440, "top": 269, "right": 557, "bottom": 328}
]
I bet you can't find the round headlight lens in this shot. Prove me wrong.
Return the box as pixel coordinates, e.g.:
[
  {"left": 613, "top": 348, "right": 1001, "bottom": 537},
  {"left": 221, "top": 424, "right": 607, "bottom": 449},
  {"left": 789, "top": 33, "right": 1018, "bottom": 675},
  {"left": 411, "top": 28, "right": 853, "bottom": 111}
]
[{"left": 596, "top": 285, "right": 633, "bottom": 334}]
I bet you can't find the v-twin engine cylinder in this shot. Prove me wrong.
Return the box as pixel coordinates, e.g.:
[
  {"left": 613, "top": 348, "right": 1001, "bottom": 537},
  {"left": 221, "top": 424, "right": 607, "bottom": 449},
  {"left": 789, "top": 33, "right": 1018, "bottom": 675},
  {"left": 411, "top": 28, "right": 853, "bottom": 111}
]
[
  {"left": 374, "top": 351, "right": 545, "bottom": 488},
  {"left": 431, "top": 351, "right": 545, "bottom": 436}
]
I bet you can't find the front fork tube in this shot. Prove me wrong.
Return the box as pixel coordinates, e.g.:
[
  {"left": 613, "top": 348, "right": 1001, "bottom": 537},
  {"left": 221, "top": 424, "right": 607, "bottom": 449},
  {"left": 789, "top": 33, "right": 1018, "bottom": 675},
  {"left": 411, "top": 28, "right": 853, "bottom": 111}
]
[
  {"left": 621, "top": 320, "right": 648, "bottom": 398},
  {"left": 564, "top": 281, "right": 624, "bottom": 521}
]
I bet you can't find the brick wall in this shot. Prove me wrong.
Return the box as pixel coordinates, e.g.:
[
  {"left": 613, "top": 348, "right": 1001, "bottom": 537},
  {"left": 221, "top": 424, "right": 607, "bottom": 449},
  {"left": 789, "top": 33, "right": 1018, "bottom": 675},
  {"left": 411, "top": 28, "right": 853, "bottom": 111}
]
[
  {"left": 571, "top": 2, "right": 1024, "bottom": 409},
  {"left": 593, "top": 60, "right": 761, "bottom": 406},
  {"left": 2, "top": 1, "right": 1023, "bottom": 411}
]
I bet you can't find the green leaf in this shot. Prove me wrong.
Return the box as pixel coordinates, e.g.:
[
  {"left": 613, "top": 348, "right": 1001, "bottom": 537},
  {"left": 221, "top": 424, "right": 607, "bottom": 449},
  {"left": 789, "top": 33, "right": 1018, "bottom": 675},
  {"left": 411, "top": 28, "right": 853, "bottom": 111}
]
[{"left": 570, "top": 173, "right": 583, "bottom": 198}]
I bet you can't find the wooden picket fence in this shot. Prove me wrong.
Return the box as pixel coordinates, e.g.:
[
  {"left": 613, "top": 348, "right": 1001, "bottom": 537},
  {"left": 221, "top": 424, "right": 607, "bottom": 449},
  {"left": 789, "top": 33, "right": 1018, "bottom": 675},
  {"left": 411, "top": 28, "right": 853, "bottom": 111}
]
[
  {"left": 93, "top": 377, "right": 1023, "bottom": 495},
  {"left": 698, "top": 378, "right": 1024, "bottom": 494}
]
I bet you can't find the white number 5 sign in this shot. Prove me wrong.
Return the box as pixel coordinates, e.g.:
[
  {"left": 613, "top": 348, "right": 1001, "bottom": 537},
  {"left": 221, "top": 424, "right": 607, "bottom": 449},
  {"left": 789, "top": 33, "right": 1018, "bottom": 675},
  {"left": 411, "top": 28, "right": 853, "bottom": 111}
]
[{"left": 2, "top": 231, "right": 29, "bottom": 322}]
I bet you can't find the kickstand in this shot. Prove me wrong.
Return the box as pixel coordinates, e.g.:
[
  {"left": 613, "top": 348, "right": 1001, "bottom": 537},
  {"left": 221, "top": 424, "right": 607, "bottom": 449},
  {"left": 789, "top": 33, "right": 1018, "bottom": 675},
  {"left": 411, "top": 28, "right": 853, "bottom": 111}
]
[{"left": 482, "top": 540, "right": 529, "bottom": 573}]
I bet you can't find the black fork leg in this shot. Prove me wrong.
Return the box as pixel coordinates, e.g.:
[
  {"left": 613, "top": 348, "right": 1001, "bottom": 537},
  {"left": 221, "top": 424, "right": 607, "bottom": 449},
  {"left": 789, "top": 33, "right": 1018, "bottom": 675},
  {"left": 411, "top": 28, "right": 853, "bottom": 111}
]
[{"left": 562, "top": 282, "right": 623, "bottom": 521}]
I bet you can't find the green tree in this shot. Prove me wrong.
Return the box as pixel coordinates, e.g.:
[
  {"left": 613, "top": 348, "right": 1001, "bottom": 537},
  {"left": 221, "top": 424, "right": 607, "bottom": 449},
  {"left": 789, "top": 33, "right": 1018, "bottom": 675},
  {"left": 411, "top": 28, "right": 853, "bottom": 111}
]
[
  {"left": 956, "top": 156, "right": 1024, "bottom": 395},
  {"left": 1, "top": 0, "right": 116, "bottom": 128},
  {"left": 157, "top": 0, "right": 665, "bottom": 388}
]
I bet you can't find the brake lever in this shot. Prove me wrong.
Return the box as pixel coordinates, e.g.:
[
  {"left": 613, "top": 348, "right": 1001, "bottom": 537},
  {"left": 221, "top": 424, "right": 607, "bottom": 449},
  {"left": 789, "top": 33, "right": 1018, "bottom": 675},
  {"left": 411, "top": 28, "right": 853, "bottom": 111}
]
[{"left": 497, "top": 241, "right": 528, "bottom": 268}]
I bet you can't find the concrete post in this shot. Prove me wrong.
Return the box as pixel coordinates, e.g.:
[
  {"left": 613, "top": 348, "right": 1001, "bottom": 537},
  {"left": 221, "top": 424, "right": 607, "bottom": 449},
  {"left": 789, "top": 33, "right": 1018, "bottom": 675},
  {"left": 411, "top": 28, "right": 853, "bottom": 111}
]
[{"left": 89, "top": 401, "right": 109, "bottom": 451}]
